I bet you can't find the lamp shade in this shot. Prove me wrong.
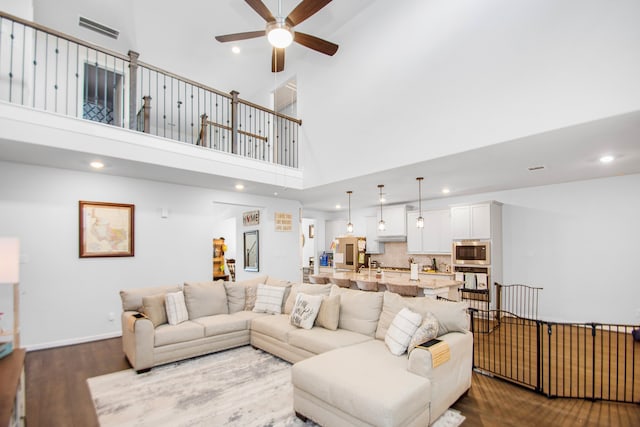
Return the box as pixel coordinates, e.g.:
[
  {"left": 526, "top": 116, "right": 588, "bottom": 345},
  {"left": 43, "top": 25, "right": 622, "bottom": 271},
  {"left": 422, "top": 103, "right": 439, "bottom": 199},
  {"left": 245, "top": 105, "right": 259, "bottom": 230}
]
[{"left": 0, "top": 238, "right": 20, "bottom": 283}]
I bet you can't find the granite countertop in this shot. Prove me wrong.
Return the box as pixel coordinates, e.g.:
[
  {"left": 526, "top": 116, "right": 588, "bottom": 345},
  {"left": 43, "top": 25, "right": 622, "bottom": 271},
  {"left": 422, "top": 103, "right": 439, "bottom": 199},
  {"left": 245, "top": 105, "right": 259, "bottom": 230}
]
[{"left": 328, "top": 271, "right": 461, "bottom": 289}]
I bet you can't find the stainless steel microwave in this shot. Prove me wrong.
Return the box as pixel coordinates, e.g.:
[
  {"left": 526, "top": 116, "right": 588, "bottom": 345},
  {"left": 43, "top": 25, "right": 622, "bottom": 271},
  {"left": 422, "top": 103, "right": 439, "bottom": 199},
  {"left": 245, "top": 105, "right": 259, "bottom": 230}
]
[{"left": 452, "top": 240, "right": 491, "bottom": 265}]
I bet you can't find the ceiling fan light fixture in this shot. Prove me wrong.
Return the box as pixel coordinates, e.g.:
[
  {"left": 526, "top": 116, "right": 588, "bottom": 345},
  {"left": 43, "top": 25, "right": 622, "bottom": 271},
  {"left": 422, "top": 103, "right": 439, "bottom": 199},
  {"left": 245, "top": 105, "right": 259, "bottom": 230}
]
[{"left": 267, "top": 18, "right": 294, "bottom": 48}]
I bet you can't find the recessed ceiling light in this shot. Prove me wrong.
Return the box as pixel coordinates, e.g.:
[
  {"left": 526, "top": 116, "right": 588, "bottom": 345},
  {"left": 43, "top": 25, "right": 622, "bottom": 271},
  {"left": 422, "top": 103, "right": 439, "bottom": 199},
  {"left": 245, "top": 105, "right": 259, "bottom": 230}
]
[
  {"left": 231, "top": 46, "right": 241, "bottom": 54},
  {"left": 442, "top": 188, "right": 450, "bottom": 194},
  {"left": 235, "top": 184, "right": 244, "bottom": 190},
  {"left": 335, "top": 204, "right": 341, "bottom": 209},
  {"left": 379, "top": 197, "right": 386, "bottom": 203},
  {"left": 599, "top": 155, "right": 614, "bottom": 163},
  {"left": 273, "top": 191, "right": 279, "bottom": 196},
  {"left": 90, "top": 161, "right": 104, "bottom": 169}
]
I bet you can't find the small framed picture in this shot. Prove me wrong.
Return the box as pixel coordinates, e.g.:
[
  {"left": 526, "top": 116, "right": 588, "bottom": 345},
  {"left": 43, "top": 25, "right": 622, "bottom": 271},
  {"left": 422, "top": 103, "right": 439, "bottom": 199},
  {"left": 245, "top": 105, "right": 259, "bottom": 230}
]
[
  {"left": 309, "top": 224, "right": 315, "bottom": 239},
  {"left": 79, "top": 201, "right": 135, "bottom": 257}
]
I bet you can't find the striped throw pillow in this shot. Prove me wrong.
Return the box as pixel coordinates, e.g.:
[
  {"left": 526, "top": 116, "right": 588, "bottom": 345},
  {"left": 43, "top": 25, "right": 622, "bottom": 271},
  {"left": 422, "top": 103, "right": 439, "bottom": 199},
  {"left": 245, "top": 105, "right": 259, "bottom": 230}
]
[
  {"left": 253, "top": 284, "right": 287, "bottom": 314},
  {"left": 385, "top": 307, "right": 422, "bottom": 356},
  {"left": 165, "top": 291, "right": 189, "bottom": 325}
]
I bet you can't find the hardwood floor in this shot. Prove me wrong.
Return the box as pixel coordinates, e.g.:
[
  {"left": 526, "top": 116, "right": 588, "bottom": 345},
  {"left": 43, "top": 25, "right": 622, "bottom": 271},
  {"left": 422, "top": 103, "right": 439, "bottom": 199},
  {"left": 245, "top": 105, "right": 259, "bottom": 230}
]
[{"left": 24, "top": 338, "right": 640, "bottom": 427}]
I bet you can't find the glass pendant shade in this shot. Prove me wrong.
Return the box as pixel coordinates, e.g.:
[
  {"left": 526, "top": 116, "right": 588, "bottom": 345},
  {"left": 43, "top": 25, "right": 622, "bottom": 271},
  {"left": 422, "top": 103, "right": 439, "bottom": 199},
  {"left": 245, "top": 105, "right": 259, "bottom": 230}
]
[
  {"left": 346, "top": 191, "right": 353, "bottom": 233},
  {"left": 416, "top": 177, "right": 424, "bottom": 228},
  {"left": 347, "top": 222, "right": 354, "bottom": 233},
  {"left": 377, "top": 184, "right": 385, "bottom": 231}
]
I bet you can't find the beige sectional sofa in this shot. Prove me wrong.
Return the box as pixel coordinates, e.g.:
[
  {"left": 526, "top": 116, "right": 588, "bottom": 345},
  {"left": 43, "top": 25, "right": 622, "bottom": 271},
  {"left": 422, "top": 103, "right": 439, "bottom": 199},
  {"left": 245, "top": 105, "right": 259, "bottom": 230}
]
[{"left": 119, "top": 276, "right": 472, "bottom": 427}]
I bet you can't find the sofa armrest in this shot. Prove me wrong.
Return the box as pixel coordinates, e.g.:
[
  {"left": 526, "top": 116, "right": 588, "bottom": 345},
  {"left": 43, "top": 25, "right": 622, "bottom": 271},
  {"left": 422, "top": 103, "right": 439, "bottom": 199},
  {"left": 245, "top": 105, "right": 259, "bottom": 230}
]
[
  {"left": 121, "top": 311, "right": 155, "bottom": 372},
  {"left": 407, "top": 331, "right": 472, "bottom": 380},
  {"left": 407, "top": 331, "right": 473, "bottom": 422}
]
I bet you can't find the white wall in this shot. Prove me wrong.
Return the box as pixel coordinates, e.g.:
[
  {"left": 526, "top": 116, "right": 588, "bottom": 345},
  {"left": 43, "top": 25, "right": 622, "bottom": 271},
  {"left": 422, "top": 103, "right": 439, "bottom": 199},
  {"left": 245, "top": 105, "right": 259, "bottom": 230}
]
[
  {"left": 0, "top": 160, "right": 301, "bottom": 349},
  {"left": 416, "top": 174, "right": 640, "bottom": 325},
  {"left": 296, "top": 0, "right": 640, "bottom": 186}
]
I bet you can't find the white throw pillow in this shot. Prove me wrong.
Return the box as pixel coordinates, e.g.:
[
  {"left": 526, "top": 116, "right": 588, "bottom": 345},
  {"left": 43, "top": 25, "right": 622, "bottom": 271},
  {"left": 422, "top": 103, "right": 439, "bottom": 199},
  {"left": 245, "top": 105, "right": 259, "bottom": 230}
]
[
  {"left": 253, "top": 284, "right": 287, "bottom": 314},
  {"left": 408, "top": 311, "right": 439, "bottom": 353},
  {"left": 165, "top": 291, "right": 189, "bottom": 325},
  {"left": 290, "top": 293, "right": 324, "bottom": 329},
  {"left": 385, "top": 307, "right": 422, "bottom": 356}
]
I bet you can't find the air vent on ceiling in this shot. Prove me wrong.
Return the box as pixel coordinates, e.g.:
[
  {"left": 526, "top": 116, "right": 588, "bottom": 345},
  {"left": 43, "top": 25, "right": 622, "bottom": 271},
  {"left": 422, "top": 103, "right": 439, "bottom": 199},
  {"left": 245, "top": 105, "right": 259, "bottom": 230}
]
[{"left": 79, "top": 16, "right": 119, "bottom": 39}]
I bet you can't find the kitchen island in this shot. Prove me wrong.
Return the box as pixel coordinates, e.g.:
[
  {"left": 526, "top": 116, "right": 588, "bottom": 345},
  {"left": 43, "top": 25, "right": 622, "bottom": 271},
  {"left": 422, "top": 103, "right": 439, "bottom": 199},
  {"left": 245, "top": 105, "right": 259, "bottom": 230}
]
[{"left": 316, "top": 269, "right": 462, "bottom": 300}]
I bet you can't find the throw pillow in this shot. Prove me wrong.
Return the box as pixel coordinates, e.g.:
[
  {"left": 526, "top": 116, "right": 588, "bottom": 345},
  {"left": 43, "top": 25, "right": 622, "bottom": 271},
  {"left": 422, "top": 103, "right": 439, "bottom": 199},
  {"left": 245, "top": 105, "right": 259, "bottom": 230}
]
[
  {"left": 224, "top": 282, "right": 246, "bottom": 313},
  {"left": 244, "top": 284, "right": 258, "bottom": 311},
  {"left": 290, "top": 293, "right": 324, "bottom": 329},
  {"left": 385, "top": 307, "right": 423, "bottom": 356},
  {"left": 183, "top": 280, "right": 228, "bottom": 319},
  {"left": 253, "top": 284, "right": 287, "bottom": 314},
  {"left": 165, "top": 291, "right": 189, "bottom": 325},
  {"left": 141, "top": 293, "right": 167, "bottom": 327},
  {"left": 283, "top": 283, "right": 332, "bottom": 314},
  {"left": 404, "top": 298, "right": 469, "bottom": 335},
  {"left": 408, "top": 311, "right": 439, "bottom": 353},
  {"left": 314, "top": 294, "right": 341, "bottom": 330}
]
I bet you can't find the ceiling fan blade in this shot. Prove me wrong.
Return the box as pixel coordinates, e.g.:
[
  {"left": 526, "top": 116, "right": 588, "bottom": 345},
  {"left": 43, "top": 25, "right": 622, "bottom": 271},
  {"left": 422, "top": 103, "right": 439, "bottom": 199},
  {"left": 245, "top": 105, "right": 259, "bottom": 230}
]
[
  {"left": 272, "top": 47, "right": 285, "bottom": 73},
  {"left": 294, "top": 32, "right": 338, "bottom": 56},
  {"left": 287, "top": 0, "right": 332, "bottom": 27},
  {"left": 245, "top": 0, "right": 275, "bottom": 22},
  {"left": 215, "top": 30, "right": 266, "bottom": 43}
]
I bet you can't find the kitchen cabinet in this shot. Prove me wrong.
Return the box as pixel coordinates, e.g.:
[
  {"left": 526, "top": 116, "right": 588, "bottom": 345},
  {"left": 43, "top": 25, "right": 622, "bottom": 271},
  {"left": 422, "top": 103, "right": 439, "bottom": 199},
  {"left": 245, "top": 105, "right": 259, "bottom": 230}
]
[
  {"left": 365, "top": 216, "right": 384, "bottom": 254},
  {"left": 451, "top": 202, "right": 498, "bottom": 240},
  {"left": 407, "top": 209, "right": 451, "bottom": 254},
  {"left": 377, "top": 205, "right": 407, "bottom": 237}
]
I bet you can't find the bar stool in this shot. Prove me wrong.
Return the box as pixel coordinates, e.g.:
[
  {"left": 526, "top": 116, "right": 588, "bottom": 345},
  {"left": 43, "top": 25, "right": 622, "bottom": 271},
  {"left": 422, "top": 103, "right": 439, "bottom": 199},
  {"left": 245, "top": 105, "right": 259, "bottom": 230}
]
[
  {"left": 329, "top": 277, "right": 352, "bottom": 288},
  {"left": 386, "top": 283, "right": 419, "bottom": 297},
  {"left": 355, "top": 279, "right": 378, "bottom": 292},
  {"left": 309, "top": 275, "right": 329, "bottom": 284}
]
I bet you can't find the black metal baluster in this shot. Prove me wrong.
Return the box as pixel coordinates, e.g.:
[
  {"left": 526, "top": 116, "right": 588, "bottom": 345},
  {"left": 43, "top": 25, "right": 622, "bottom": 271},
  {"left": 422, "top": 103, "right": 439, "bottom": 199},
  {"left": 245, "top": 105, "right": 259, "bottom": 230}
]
[
  {"left": 8, "top": 21, "right": 15, "bottom": 102},
  {"left": 53, "top": 37, "right": 59, "bottom": 112}
]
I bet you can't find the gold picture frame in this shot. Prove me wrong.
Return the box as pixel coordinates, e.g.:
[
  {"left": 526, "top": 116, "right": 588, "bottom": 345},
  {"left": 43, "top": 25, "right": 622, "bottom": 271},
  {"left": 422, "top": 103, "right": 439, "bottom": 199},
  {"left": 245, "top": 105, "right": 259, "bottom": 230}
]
[{"left": 79, "top": 201, "right": 135, "bottom": 258}]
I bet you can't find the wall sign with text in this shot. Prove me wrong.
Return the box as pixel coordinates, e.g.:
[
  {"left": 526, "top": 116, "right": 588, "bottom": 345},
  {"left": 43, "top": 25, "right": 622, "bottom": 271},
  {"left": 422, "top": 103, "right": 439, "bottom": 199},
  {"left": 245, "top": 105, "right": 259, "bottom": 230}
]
[{"left": 243, "top": 210, "right": 260, "bottom": 226}]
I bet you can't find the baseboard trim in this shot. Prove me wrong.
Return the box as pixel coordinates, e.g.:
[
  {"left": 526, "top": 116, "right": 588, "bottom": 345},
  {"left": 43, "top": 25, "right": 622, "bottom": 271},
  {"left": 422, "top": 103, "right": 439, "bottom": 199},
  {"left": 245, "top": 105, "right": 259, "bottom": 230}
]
[{"left": 25, "top": 331, "right": 122, "bottom": 351}]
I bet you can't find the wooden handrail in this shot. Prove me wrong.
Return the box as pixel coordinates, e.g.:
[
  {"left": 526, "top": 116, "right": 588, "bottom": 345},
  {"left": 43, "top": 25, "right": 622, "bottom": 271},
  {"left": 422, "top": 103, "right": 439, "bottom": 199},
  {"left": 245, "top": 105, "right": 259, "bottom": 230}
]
[{"left": 237, "top": 96, "right": 302, "bottom": 125}]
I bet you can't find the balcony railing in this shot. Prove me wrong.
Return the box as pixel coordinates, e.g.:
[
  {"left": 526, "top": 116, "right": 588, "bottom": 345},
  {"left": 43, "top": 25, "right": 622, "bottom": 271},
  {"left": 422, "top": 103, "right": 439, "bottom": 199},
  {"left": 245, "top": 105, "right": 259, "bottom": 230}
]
[{"left": 0, "top": 11, "right": 301, "bottom": 168}]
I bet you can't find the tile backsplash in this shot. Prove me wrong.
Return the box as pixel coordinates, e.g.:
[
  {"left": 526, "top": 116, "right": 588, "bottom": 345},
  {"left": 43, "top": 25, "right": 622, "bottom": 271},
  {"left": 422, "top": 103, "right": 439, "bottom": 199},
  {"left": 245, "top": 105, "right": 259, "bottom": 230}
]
[{"left": 370, "top": 242, "right": 452, "bottom": 272}]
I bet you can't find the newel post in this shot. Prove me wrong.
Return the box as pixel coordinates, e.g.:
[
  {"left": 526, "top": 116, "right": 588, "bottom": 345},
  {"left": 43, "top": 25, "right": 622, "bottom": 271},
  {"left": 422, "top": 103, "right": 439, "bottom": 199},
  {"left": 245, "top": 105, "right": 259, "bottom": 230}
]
[
  {"left": 128, "top": 50, "right": 140, "bottom": 130},
  {"left": 230, "top": 90, "right": 239, "bottom": 154}
]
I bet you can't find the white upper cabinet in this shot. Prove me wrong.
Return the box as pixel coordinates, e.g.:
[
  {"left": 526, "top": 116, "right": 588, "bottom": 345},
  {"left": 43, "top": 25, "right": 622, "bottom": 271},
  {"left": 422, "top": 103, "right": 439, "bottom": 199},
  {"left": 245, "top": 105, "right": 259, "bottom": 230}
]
[
  {"left": 407, "top": 209, "right": 451, "bottom": 253},
  {"left": 450, "top": 202, "right": 499, "bottom": 240},
  {"left": 377, "top": 205, "right": 407, "bottom": 237}
]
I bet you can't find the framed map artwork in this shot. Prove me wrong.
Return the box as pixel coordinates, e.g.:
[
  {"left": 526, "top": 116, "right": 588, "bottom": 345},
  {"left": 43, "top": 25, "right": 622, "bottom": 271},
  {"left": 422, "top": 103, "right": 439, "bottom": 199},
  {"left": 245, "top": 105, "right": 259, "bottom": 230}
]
[{"left": 79, "top": 201, "right": 135, "bottom": 257}]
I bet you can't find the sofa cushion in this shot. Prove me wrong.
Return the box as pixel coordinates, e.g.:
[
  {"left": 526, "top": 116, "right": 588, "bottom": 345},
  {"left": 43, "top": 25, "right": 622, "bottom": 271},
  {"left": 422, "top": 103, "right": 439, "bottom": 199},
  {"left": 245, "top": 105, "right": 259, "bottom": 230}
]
[
  {"left": 287, "top": 327, "right": 372, "bottom": 355},
  {"left": 229, "top": 310, "right": 269, "bottom": 324},
  {"left": 376, "top": 292, "right": 469, "bottom": 339},
  {"left": 251, "top": 314, "right": 298, "bottom": 342},
  {"left": 292, "top": 339, "right": 431, "bottom": 427},
  {"left": 385, "top": 308, "right": 422, "bottom": 356},
  {"left": 154, "top": 320, "right": 204, "bottom": 346},
  {"left": 165, "top": 291, "right": 189, "bottom": 325},
  {"left": 224, "top": 282, "right": 246, "bottom": 314},
  {"left": 183, "top": 280, "right": 229, "bottom": 319},
  {"left": 290, "top": 293, "right": 324, "bottom": 330},
  {"left": 284, "top": 283, "right": 332, "bottom": 314},
  {"left": 253, "top": 284, "right": 287, "bottom": 314},
  {"left": 330, "top": 285, "right": 384, "bottom": 337},
  {"left": 408, "top": 311, "right": 439, "bottom": 353},
  {"left": 192, "top": 314, "right": 249, "bottom": 336},
  {"left": 314, "top": 294, "right": 341, "bottom": 331},
  {"left": 120, "top": 284, "right": 181, "bottom": 311},
  {"left": 141, "top": 294, "right": 167, "bottom": 328}
]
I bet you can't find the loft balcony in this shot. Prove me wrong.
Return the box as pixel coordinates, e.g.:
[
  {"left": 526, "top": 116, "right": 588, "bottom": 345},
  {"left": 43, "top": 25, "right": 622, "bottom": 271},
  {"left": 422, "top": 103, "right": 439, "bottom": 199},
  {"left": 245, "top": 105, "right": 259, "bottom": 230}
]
[{"left": 0, "top": 11, "right": 303, "bottom": 189}]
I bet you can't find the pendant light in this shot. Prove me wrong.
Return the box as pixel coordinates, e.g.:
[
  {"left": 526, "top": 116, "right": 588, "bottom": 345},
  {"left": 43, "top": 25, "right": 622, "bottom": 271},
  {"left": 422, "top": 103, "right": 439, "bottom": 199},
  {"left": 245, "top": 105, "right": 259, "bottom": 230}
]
[
  {"left": 377, "top": 184, "right": 386, "bottom": 231},
  {"left": 346, "top": 191, "right": 354, "bottom": 233},
  {"left": 416, "top": 177, "right": 424, "bottom": 228}
]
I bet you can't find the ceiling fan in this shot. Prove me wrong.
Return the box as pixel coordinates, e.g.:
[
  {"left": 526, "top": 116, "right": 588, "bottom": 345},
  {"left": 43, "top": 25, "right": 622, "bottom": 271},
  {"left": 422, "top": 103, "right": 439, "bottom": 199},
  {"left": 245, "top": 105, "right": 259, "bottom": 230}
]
[{"left": 215, "top": 0, "right": 339, "bottom": 72}]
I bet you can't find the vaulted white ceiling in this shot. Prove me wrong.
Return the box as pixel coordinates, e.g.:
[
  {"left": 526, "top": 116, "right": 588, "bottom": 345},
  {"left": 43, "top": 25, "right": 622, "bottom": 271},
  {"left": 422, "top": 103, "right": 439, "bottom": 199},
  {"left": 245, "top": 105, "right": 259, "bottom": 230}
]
[{"left": 4, "top": 0, "right": 640, "bottom": 211}]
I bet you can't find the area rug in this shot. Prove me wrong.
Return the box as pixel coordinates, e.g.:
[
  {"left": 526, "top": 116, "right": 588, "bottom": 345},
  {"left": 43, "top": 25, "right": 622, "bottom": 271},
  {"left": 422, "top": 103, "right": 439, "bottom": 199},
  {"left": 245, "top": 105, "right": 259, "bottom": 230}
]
[{"left": 87, "top": 346, "right": 464, "bottom": 427}]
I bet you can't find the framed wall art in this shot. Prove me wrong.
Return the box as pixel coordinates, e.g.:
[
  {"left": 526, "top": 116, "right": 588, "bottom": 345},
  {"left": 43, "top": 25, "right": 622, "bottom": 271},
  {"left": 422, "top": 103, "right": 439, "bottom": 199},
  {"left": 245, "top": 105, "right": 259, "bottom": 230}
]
[{"left": 79, "top": 201, "right": 135, "bottom": 258}]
